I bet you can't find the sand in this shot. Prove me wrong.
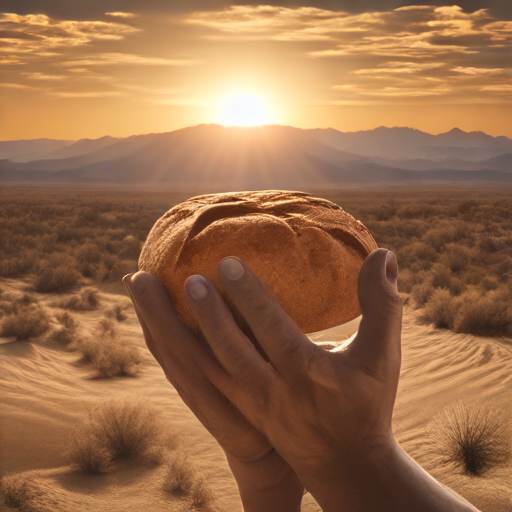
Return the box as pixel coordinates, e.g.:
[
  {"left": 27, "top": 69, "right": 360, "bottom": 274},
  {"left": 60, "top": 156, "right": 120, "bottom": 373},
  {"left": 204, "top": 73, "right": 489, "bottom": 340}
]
[{"left": 0, "top": 278, "right": 511, "bottom": 511}]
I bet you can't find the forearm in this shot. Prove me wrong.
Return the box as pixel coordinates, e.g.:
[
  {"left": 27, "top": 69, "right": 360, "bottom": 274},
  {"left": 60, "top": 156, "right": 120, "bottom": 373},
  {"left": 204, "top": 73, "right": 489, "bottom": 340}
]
[
  {"left": 303, "top": 437, "right": 479, "bottom": 512},
  {"left": 225, "top": 451, "right": 304, "bottom": 512}
]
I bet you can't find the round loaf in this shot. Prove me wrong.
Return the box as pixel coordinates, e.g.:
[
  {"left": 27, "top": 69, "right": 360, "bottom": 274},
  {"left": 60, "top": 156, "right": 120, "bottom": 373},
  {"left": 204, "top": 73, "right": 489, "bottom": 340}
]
[{"left": 138, "top": 190, "right": 378, "bottom": 335}]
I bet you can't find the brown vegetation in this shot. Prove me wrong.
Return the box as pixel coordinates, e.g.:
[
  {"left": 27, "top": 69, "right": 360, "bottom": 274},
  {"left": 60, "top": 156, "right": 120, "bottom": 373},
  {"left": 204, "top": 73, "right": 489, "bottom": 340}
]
[
  {"left": 52, "top": 287, "right": 100, "bottom": 311},
  {"left": 66, "top": 400, "right": 175, "bottom": 474},
  {"left": 76, "top": 319, "right": 141, "bottom": 378},
  {"left": 0, "top": 304, "right": 50, "bottom": 340},
  {"left": 428, "top": 400, "right": 511, "bottom": 476},
  {"left": 0, "top": 473, "right": 48, "bottom": 512},
  {"left": 1, "top": 186, "right": 511, "bottom": 338}
]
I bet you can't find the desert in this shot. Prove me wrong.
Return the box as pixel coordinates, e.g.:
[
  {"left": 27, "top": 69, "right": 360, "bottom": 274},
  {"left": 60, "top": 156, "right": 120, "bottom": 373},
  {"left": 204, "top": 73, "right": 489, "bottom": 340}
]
[{"left": 1, "top": 185, "right": 511, "bottom": 511}]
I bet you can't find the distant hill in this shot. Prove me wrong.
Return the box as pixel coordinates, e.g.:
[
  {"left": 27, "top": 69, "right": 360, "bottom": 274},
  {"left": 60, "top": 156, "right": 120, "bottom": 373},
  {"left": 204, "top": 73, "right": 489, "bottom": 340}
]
[
  {"left": 1, "top": 124, "right": 511, "bottom": 187},
  {"left": 306, "top": 126, "right": 512, "bottom": 161},
  {"left": 0, "top": 138, "right": 73, "bottom": 162}
]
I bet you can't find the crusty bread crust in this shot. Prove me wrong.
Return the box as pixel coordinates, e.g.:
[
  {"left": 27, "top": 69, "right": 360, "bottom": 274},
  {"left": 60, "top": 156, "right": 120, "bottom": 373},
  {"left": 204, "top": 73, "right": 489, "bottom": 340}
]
[{"left": 139, "top": 190, "right": 378, "bottom": 335}]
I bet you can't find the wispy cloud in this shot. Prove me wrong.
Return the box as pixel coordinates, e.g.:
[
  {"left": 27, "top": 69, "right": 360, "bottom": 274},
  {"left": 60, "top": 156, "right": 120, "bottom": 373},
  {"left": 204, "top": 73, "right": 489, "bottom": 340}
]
[
  {"left": 62, "top": 53, "right": 201, "bottom": 67},
  {"left": 23, "top": 72, "right": 66, "bottom": 80},
  {"left": 452, "top": 66, "right": 504, "bottom": 75},
  {"left": 105, "top": 12, "right": 138, "bottom": 18}
]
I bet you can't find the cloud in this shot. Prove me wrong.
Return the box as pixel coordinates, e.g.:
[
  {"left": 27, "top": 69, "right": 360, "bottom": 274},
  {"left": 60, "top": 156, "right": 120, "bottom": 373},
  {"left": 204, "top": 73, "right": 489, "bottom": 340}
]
[
  {"left": 105, "top": 12, "right": 138, "bottom": 18},
  {"left": 62, "top": 53, "right": 201, "bottom": 67},
  {"left": 0, "top": 82, "right": 39, "bottom": 89},
  {"left": 46, "top": 90, "right": 127, "bottom": 97},
  {"left": 0, "top": 12, "right": 139, "bottom": 63},
  {"left": 452, "top": 66, "right": 504, "bottom": 75},
  {"left": 23, "top": 72, "right": 65, "bottom": 80}
]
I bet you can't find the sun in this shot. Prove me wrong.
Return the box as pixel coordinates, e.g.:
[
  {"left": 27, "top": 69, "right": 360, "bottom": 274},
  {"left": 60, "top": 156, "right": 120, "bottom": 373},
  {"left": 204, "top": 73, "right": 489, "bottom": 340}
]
[{"left": 218, "top": 93, "right": 272, "bottom": 126}]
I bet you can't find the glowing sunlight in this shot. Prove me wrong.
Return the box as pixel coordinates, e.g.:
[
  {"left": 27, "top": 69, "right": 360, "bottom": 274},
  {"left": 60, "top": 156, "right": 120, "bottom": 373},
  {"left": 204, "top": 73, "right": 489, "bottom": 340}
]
[{"left": 218, "top": 93, "right": 273, "bottom": 126}]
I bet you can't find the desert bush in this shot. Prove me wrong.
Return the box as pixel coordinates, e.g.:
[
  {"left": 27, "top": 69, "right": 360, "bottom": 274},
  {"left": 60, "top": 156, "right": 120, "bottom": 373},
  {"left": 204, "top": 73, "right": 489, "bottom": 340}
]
[
  {"left": 411, "top": 277, "right": 435, "bottom": 308},
  {"left": 430, "top": 264, "right": 465, "bottom": 295},
  {"left": 422, "top": 289, "right": 459, "bottom": 330},
  {"left": 67, "top": 400, "right": 168, "bottom": 473},
  {"left": 479, "top": 276, "right": 500, "bottom": 291},
  {"left": 0, "top": 305, "right": 50, "bottom": 340},
  {"left": 76, "top": 319, "right": 140, "bottom": 378},
  {"left": 0, "top": 473, "right": 47, "bottom": 512},
  {"left": 0, "top": 250, "right": 37, "bottom": 278},
  {"left": 461, "top": 265, "right": 488, "bottom": 286},
  {"left": 52, "top": 287, "right": 100, "bottom": 311},
  {"left": 34, "top": 259, "right": 82, "bottom": 293},
  {"left": 496, "top": 256, "right": 512, "bottom": 278},
  {"left": 190, "top": 475, "right": 215, "bottom": 509},
  {"left": 423, "top": 226, "right": 458, "bottom": 252},
  {"left": 48, "top": 312, "right": 79, "bottom": 347},
  {"left": 453, "top": 287, "right": 512, "bottom": 337},
  {"left": 397, "top": 268, "right": 415, "bottom": 293},
  {"left": 163, "top": 453, "right": 196, "bottom": 497},
  {"left": 440, "top": 243, "right": 472, "bottom": 273},
  {"left": 428, "top": 400, "right": 511, "bottom": 476},
  {"left": 104, "top": 304, "right": 128, "bottom": 322},
  {"left": 457, "top": 200, "right": 479, "bottom": 215},
  {"left": 397, "top": 242, "right": 438, "bottom": 270},
  {"left": 119, "top": 235, "right": 142, "bottom": 260}
]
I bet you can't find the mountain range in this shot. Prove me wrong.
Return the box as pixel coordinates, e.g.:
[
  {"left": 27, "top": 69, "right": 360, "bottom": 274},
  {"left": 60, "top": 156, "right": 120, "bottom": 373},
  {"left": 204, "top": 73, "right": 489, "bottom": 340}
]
[{"left": 1, "top": 124, "right": 511, "bottom": 188}]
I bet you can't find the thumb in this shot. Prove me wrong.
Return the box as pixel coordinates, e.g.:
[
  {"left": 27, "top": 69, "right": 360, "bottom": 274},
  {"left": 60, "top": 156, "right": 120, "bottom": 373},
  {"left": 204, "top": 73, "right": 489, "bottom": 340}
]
[{"left": 347, "top": 248, "right": 402, "bottom": 374}]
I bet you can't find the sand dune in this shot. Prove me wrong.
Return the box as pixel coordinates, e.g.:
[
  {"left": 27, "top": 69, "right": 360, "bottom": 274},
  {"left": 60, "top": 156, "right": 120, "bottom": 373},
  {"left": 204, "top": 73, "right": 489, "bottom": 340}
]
[{"left": 0, "top": 279, "right": 511, "bottom": 511}]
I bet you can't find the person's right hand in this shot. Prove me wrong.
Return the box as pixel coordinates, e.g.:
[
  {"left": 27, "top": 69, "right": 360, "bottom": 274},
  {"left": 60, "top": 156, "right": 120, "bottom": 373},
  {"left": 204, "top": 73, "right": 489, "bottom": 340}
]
[{"left": 171, "top": 247, "right": 479, "bottom": 512}]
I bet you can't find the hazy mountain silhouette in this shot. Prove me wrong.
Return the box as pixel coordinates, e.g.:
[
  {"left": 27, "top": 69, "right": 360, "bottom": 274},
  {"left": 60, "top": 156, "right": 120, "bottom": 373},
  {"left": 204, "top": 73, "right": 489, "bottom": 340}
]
[
  {"left": 307, "top": 126, "right": 512, "bottom": 160},
  {"left": 0, "top": 139, "right": 73, "bottom": 162},
  {"left": 1, "top": 124, "right": 511, "bottom": 187}
]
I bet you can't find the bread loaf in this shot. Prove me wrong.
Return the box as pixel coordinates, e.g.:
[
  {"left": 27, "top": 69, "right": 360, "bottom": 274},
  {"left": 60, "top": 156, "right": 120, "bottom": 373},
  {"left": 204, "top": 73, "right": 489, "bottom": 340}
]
[{"left": 139, "top": 190, "right": 378, "bottom": 335}]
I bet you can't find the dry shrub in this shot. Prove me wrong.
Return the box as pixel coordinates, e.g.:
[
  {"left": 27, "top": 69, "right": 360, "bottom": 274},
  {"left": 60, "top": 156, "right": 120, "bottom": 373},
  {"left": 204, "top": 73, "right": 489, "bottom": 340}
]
[
  {"left": 0, "top": 305, "right": 50, "bottom": 340},
  {"left": 47, "top": 312, "right": 79, "bottom": 347},
  {"left": 428, "top": 400, "right": 511, "bottom": 476},
  {"left": 397, "top": 242, "right": 438, "bottom": 270},
  {"left": 52, "top": 287, "right": 100, "bottom": 311},
  {"left": 423, "top": 226, "right": 458, "bottom": 252},
  {"left": 397, "top": 268, "right": 415, "bottom": 293},
  {"left": 461, "top": 265, "right": 488, "bottom": 286},
  {"left": 422, "top": 288, "right": 459, "bottom": 330},
  {"left": 67, "top": 400, "right": 168, "bottom": 474},
  {"left": 439, "top": 243, "right": 472, "bottom": 273},
  {"left": 190, "top": 475, "right": 215, "bottom": 509},
  {"left": 76, "top": 319, "right": 141, "bottom": 378},
  {"left": 104, "top": 304, "right": 128, "bottom": 322},
  {"left": 119, "top": 235, "right": 142, "bottom": 260},
  {"left": 0, "top": 250, "right": 37, "bottom": 278},
  {"left": 411, "top": 277, "right": 435, "bottom": 308},
  {"left": 0, "top": 473, "right": 48, "bottom": 512},
  {"left": 34, "top": 256, "right": 82, "bottom": 293},
  {"left": 496, "top": 256, "right": 512, "bottom": 278},
  {"left": 430, "top": 264, "right": 465, "bottom": 295},
  {"left": 452, "top": 287, "right": 512, "bottom": 337},
  {"left": 163, "top": 453, "right": 196, "bottom": 497},
  {"left": 479, "top": 276, "right": 500, "bottom": 292}
]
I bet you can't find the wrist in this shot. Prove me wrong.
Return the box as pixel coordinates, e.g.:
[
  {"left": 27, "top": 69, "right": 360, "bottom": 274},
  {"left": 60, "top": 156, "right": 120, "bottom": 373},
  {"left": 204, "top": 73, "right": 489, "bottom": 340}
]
[
  {"left": 225, "top": 450, "right": 304, "bottom": 512},
  {"left": 301, "top": 434, "right": 479, "bottom": 512}
]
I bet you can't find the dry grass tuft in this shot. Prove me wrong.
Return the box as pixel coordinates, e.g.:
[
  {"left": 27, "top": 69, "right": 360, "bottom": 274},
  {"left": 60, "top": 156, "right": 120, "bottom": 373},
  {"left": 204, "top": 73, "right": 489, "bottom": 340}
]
[
  {"left": 439, "top": 243, "right": 473, "bottom": 273},
  {"left": 0, "top": 305, "right": 50, "bottom": 340},
  {"left": 411, "top": 277, "right": 435, "bottom": 308},
  {"left": 163, "top": 453, "right": 196, "bottom": 497},
  {"left": 452, "top": 287, "right": 512, "bottom": 337},
  {"left": 422, "top": 288, "right": 459, "bottom": 330},
  {"left": 67, "top": 400, "right": 171, "bottom": 474},
  {"left": 104, "top": 304, "right": 128, "bottom": 322},
  {"left": 52, "top": 287, "right": 100, "bottom": 311},
  {"left": 428, "top": 400, "right": 511, "bottom": 476},
  {"left": 33, "top": 255, "right": 82, "bottom": 293},
  {"left": 0, "top": 473, "right": 47, "bottom": 512},
  {"left": 47, "top": 312, "right": 80, "bottom": 347},
  {"left": 76, "top": 319, "right": 141, "bottom": 378},
  {"left": 162, "top": 453, "right": 215, "bottom": 508}
]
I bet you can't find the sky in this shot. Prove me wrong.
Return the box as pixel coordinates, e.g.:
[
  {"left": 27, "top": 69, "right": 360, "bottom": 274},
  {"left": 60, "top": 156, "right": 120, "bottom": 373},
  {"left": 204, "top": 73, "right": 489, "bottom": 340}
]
[{"left": 1, "top": 1, "right": 511, "bottom": 140}]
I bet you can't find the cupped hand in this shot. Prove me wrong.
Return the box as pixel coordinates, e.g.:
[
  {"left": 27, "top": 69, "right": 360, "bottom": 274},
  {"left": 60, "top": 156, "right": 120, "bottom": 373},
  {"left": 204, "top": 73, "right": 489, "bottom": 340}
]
[
  {"left": 124, "top": 272, "right": 305, "bottom": 512},
  {"left": 150, "top": 247, "right": 402, "bottom": 511}
]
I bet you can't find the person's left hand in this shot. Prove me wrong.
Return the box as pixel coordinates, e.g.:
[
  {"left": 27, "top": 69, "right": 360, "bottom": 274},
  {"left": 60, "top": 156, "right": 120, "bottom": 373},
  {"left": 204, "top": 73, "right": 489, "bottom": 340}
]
[{"left": 124, "top": 271, "right": 304, "bottom": 512}]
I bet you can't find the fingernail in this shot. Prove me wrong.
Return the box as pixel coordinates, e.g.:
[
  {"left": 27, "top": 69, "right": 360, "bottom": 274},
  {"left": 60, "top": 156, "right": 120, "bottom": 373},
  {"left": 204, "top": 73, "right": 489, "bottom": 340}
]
[
  {"left": 385, "top": 251, "right": 398, "bottom": 281},
  {"left": 186, "top": 275, "right": 211, "bottom": 302},
  {"left": 123, "top": 273, "right": 134, "bottom": 292},
  {"left": 219, "top": 257, "right": 245, "bottom": 281}
]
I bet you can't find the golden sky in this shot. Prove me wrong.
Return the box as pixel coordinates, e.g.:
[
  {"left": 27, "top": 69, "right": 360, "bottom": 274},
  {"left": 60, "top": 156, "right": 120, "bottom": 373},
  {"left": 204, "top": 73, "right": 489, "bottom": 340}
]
[{"left": 1, "top": 2, "right": 511, "bottom": 140}]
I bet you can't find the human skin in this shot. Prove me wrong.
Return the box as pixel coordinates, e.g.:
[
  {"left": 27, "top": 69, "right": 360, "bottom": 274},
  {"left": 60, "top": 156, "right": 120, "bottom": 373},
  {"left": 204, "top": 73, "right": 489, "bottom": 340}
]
[{"left": 124, "top": 248, "right": 480, "bottom": 511}]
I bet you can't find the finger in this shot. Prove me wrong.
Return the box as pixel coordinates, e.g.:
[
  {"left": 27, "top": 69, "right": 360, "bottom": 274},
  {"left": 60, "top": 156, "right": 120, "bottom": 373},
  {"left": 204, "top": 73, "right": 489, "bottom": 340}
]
[
  {"left": 124, "top": 273, "right": 272, "bottom": 459},
  {"left": 184, "top": 273, "right": 278, "bottom": 388},
  {"left": 217, "top": 257, "right": 317, "bottom": 374},
  {"left": 347, "top": 248, "right": 402, "bottom": 374}
]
